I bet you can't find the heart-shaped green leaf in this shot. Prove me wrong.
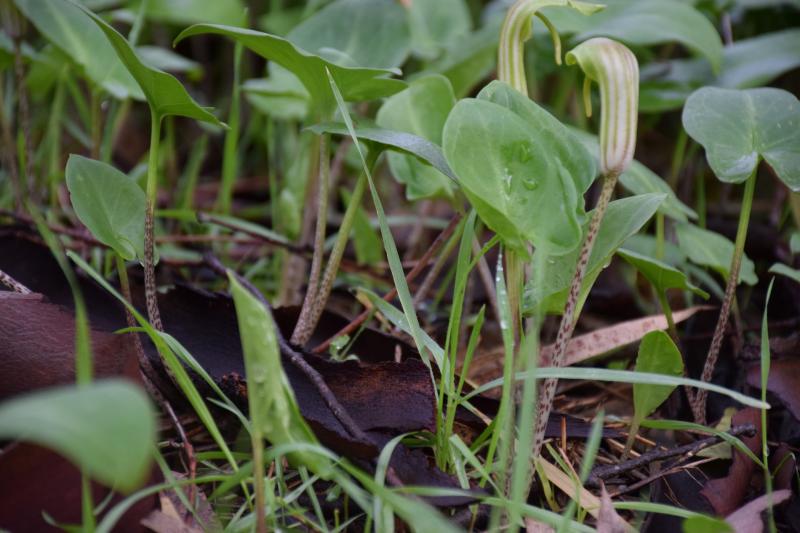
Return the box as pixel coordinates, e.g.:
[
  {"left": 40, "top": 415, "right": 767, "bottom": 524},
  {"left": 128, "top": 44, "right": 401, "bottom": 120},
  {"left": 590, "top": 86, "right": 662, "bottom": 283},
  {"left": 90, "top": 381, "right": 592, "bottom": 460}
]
[
  {"left": 228, "top": 274, "right": 331, "bottom": 476},
  {"left": 633, "top": 330, "right": 683, "bottom": 422},
  {"left": 676, "top": 222, "right": 757, "bottom": 285},
  {"left": 66, "top": 155, "right": 146, "bottom": 261},
  {"left": 443, "top": 80, "right": 596, "bottom": 253},
  {"left": 618, "top": 248, "right": 709, "bottom": 299},
  {"left": 287, "top": 0, "right": 410, "bottom": 69},
  {"left": 526, "top": 193, "right": 665, "bottom": 315},
  {"left": 0, "top": 379, "right": 155, "bottom": 492},
  {"left": 683, "top": 87, "right": 800, "bottom": 189},
  {"left": 575, "top": 0, "right": 723, "bottom": 74},
  {"left": 77, "top": 5, "right": 223, "bottom": 125},
  {"left": 175, "top": 24, "right": 406, "bottom": 114},
  {"left": 13, "top": 0, "right": 143, "bottom": 100},
  {"left": 377, "top": 75, "right": 456, "bottom": 200}
]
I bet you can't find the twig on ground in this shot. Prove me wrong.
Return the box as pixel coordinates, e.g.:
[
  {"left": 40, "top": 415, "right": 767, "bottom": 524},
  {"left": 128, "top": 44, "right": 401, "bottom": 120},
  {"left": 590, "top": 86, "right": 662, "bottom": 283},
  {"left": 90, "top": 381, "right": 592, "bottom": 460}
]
[{"left": 586, "top": 423, "right": 756, "bottom": 487}]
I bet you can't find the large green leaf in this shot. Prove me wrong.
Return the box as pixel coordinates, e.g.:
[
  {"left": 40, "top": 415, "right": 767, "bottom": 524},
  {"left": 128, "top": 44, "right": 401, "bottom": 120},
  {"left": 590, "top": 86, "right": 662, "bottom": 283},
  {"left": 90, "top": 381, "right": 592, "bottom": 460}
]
[
  {"left": 287, "top": 0, "right": 410, "bottom": 69},
  {"left": 76, "top": 5, "right": 222, "bottom": 125},
  {"left": 13, "top": 0, "right": 142, "bottom": 100},
  {"left": 570, "top": 127, "right": 696, "bottom": 221},
  {"left": 443, "top": 80, "right": 596, "bottom": 253},
  {"left": 0, "top": 380, "right": 155, "bottom": 492},
  {"left": 175, "top": 24, "right": 405, "bottom": 114},
  {"left": 407, "top": 0, "right": 471, "bottom": 60},
  {"left": 227, "top": 274, "right": 331, "bottom": 476},
  {"left": 676, "top": 222, "right": 757, "bottom": 285},
  {"left": 575, "top": 0, "right": 723, "bottom": 73},
  {"left": 526, "top": 193, "right": 665, "bottom": 315},
  {"left": 136, "top": 0, "right": 246, "bottom": 26},
  {"left": 683, "top": 87, "right": 800, "bottom": 190},
  {"left": 65, "top": 155, "right": 145, "bottom": 261},
  {"left": 618, "top": 248, "right": 708, "bottom": 299},
  {"left": 376, "top": 75, "right": 455, "bottom": 200},
  {"left": 633, "top": 331, "right": 683, "bottom": 422}
]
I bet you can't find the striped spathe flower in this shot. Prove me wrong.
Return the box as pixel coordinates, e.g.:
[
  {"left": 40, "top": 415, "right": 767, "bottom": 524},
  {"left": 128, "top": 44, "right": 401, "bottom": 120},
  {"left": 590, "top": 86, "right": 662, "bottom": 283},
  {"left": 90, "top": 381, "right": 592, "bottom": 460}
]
[
  {"left": 497, "top": 0, "right": 604, "bottom": 95},
  {"left": 566, "top": 37, "right": 640, "bottom": 177}
]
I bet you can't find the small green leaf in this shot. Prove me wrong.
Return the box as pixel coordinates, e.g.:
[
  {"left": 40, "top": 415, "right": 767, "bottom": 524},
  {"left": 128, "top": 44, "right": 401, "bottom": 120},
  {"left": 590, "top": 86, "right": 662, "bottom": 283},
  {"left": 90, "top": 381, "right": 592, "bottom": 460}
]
[
  {"left": 308, "top": 123, "right": 457, "bottom": 183},
  {"left": 575, "top": 0, "right": 723, "bottom": 74},
  {"left": 618, "top": 248, "right": 708, "bottom": 299},
  {"left": 676, "top": 223, "right": 757, "bottom": 285},
  {"left": 683, "top": 87, "right": 800, "bottom": 189},
  {"left": 768, "top": 263, "right": 800, "bottom": 284},
  {"left": 443, "top": 80, "right": 596, "bottom": 253},
  {"left": 65, "top": 155, "right": 145, "bottom": 261},
  {"left": 175, "top": 24, "right": 405, "bottom": 114},
  {"left": 634, "top": 331, "right": 683, "bottom": 421},
  {"left": 376, "top": 75, "right": 456, "bottom": 199},
  {"left": 0, "top": 380, "right": 155, "bottom": 492},
  {"left": 526, "top": 193, "right": 665, "bottom": 315},
  {"left": 287, "top": 0, "right": 410, "bottom": 69},
  {"left": 77, "top": 5, "right": 223, "bottom": 125},
  {"left": 13, "top": 0, "right": 142, "bottom": 99},
  {"left": 227, "top": 274, "right": 331, "bottom": 476},
  {"left": 136, "top": 46, "right": 202, "bottom": 78}
]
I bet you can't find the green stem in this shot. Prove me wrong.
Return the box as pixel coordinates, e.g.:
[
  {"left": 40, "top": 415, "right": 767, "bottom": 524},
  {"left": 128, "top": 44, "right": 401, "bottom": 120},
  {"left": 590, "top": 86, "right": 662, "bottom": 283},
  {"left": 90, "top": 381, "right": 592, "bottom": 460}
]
[
  {"left": 695, "top": 168, "right": 757, "bottom": 424},
  {"left": 217, "top": 41, "right": 243, "bottom": 214},
  {"left": 655, "top": 211, "right": 665, "bottom": 261},
  {"left": 90, "top": 86, "right": 101, "bottom": 160},
  {"left": 144, "top": 110, "right": 163, "bottom": 331},
  {"left": 668, "top": 128, "right": 688, "bottom": 188},
  {"left": 302, "top": 161, "right": 373, "bottom": 345},
  {"left": 252, "top": 433, "right": 267, "bottom": 533},
  {"left": 657, "top": 291, "right": 679, "bottom": 344},
  {"left": 533, "top": 172, "right": 617, "bottom": 457},
  {"left": 291, "top": 132, "right": 331, "bottom": 345}
]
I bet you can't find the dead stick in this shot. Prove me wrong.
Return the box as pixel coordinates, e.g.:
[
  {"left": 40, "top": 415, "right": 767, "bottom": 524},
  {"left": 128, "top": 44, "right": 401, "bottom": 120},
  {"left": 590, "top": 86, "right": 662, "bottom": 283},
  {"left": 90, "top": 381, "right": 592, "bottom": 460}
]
[
  {"left": 311, "top": 212, "right": 463, "bottom": 354},
  {"left": 586, "top": 423, "right": 756, "bottom": 487}
]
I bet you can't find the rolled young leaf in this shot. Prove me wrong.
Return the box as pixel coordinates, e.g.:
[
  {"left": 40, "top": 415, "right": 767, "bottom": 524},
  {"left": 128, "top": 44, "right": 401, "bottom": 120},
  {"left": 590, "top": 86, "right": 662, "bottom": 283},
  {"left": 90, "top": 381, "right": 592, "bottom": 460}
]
[{"left": 567, "top": 37, "right": 639, "bottom": 178}]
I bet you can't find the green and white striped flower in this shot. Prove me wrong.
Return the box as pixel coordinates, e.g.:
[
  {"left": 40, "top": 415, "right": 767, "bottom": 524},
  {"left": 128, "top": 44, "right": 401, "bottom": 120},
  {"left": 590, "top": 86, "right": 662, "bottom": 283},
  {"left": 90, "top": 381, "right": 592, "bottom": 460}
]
[
  {"left": 498, "top": 0, "right": 604, "bottom": 94},
  {"left": 566, "top": 37, "right": 639, "bottom": 177}
]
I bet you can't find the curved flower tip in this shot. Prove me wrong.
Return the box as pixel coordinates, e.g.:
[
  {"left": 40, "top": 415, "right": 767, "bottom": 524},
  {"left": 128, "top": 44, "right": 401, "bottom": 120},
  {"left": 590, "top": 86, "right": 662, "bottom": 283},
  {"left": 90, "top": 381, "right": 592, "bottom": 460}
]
[
  {"left": 567, "top": 37, "right": 639, "bottom": 177},
  {"left": 498, "top": 0, "right": 605, "bottom": 95}
]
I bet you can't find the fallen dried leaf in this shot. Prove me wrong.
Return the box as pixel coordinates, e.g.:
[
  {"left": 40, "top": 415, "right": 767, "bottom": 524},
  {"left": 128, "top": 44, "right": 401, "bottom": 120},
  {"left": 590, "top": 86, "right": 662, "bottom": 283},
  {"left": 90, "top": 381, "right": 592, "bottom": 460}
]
[
  {"left": 746, "top": 359, "right": 800, "bottom": 420},
  {"left": 725, "top": 490, "right": 791, "bottom": 533},
  {"left": 597, "top": 484, "right": 630, "bottom": 533},
  {"left": 700, "top": 408, "right": 762, "bottom": 516}
]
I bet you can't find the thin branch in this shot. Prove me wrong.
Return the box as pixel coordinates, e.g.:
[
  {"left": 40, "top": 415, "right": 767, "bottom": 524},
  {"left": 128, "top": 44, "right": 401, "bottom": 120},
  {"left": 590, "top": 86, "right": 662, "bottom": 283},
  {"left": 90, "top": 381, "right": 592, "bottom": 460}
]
[{"left": 586, "top": 423, "right": 756, "bottom": 487}]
